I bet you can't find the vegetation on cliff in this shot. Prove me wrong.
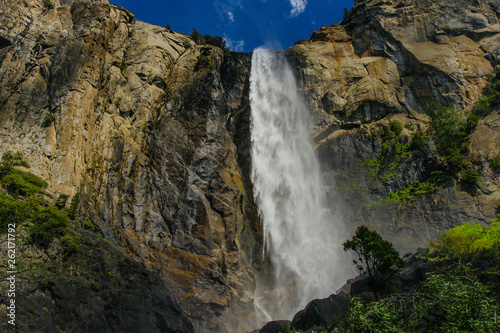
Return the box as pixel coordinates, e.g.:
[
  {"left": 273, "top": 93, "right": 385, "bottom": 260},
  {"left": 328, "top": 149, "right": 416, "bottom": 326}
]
[
  {"left": 278, "top": 224, "right": 500, "bottom": 333},
  {"left": 0, "top": 151, "right": 81, "bottom": 252}
]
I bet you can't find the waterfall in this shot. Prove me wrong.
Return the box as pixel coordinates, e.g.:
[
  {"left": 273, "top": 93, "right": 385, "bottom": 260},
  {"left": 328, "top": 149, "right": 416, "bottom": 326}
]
[{"left": 250, "top": 47, "right": 349, "bottom": 321}]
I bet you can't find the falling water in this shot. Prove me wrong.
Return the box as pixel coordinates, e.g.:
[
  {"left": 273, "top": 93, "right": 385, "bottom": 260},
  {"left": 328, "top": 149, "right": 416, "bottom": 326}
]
[{"left": 250, "top": 47, "right": 349, "bottom": 321}]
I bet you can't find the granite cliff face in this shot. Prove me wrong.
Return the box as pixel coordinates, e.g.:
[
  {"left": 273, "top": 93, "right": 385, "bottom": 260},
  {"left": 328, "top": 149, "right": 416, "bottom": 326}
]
[
  {"left": 0, "top": 0, "right": 258, "bottom": 331},
  {"left": 1, "top": 0, "right": 500, "bottom": 331},
  {"left": 288, "top": 0, "right": 500, "bottom": 253}
]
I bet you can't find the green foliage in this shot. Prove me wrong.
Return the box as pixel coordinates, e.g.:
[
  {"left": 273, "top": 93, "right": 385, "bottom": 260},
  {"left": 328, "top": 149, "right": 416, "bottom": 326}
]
[
  {"left": 343, "top": 8, "right": 351, "bottom": 21},
  {"left": 385, "top": 180, "right": 440, "bottom": 208},
  {"left": 28, "top": 205, "right": 70, "bottom": 248},
  {"left": 363, "top": 122, "right": 413, "bottom": 182},
  {"left": 43, "top": 113, "right": 55, "bottom": 124},
  {"left": 68, "top": 193, "right": 80, "bottom": 220},
  {"left": 333, "top": 297, "right": 403, "bottom": 333},
  {"left": 0, "top": 153, "right": 82, "bottom": 252},
  {"left": 389, "top": 120, "right": 403, "bottom": 137},
  {"left": 0, "top": 193, "right": 26, "bottom": 232},
  {"left": 409, "top": 131, "right": 427, "bottom": 151},
  {"left": 189, "top": 28, "right": 229, "bottom": 51},
  {"left": 166, "top": 24, "right": 172, "bottom": 31},
  {"left": 55, "top": 194, "right": 69, "bottom": 209},
  {"left": 190, "top": 28, "right": 203, "bottom": 44},
  {"left": 343, "top": 226, "right": 404, "bottom": 283},
  {"left": 1, "top": 169, "right": 48, "bottom": 196},
  {"left": 2, "top": 151, "right": 30, "bottom": 168},
  {"left": 119, "top": 60, "right": 127, "bottom": 72},
  {"left": 432, "top": 222, "right": 500, "bottom": 260},
  {"left": 490, "top": 153, "right": 500, "bottom": 171},
  {"left": 425, "top": 101, "right": 470, "bottom": 173},
  {"left": 82, "top": 220, "right": 96, "bottom": 231},
  {"left": 466, "top": 112, "right": 479, "bottom": 130},
  {"left": 472, "top": 67, "right": 500, "bottom": 117},
  {"left": 459, "top": 167, "right": 481, "bottom": 186},
  {"left": 194, "top": 54, "right": 214, "bottom": 71},
  {"left": 60, "top": 232, "right": 81, "bottom": 254},
  {"left": 43, "top": 0, "right": 54, "bottom": 9},
  {"left": 333, "top": 265, "right": 500, "bottom": 333}
]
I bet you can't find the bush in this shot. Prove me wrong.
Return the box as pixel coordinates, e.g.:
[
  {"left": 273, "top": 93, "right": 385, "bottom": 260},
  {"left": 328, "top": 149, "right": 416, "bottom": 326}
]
[
  {"left": 82, "top": 220, "right": 96, "bottom": 231},
  {"left": 333, "top": 265, "right": 500, "bottom": 333},
  {"left": 55, "top": 194, "right": 69, "bottom": 209},
  {"left": 2, "top": 151, "right": 30, "bottom": 168},
  {"left": 459, "top": 167, "right": 481, "bottom": 186},
  {"left": 425, "top": 102, "right": 470, "bottom": 173},
  {"left": 343, "top": 225, "right": 404, "bottom": 284},
  {"left": 28, "top": 205, "right": 70, "bottom": 248},
  {"left": 194, "top": 54, "right": 213, "bottom": 71},
  {"left": 43, "top": 0, "right": 54, "bottom": 9},
  {"left": 1, "top": 170, "right": 48, "bottom": 196},
  {"left": 389, "top": 120, "right": 403, "bottom": 137},
  {"left": 60, "top": 232, "right": 81, "bottom": 254},
  {"left": 471, "top": 67, "right": 500, "bottom": 117},
  {"left": 43, "top": 113, "right": 55, "bottom": 124},
  {"left": 68, "top": 193, "right": 80, "bottom": 220},
  {"left": 490, "top": 153, "right": 500, "bottom": 171},
  {"left": 0, "top": 193, "right": 26, "bottom": 233},
  {"left": 432, "top": 222, "right": 500, "bottom": 260}
]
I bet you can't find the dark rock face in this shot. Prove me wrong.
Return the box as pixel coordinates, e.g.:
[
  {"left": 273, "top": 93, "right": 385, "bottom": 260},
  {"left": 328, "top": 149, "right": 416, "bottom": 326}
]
[{"left": 1, "top": 232, "right": 194, "bottom": 333}]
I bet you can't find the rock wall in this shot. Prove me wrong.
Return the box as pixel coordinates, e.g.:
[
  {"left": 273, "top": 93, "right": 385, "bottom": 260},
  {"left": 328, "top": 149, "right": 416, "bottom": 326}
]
[
  {"left": 0, "top": 0, "right": 259, "bottom": 331},
  {"left": 288, "top": 0, "right": 500, "bottom": 253}
]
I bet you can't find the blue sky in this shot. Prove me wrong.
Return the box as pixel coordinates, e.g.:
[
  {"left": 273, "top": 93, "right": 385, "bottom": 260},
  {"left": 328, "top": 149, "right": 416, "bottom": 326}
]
[{"left": 110, "top": 0, "right": 354, "bottom": 52}]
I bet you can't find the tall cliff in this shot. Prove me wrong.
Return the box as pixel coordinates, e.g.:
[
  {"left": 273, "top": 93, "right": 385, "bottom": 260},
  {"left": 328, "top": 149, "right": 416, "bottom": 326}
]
[
  {"left": 289, "top": 0, "right": 500, "bottom": 253},
  {"left": 1, "top": 0, "right": 500, "bottom": 332}
]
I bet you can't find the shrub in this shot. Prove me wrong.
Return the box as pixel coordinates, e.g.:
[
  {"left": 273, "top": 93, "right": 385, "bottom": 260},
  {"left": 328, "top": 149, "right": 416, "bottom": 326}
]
[
  {"left": 194, "top": 54, "right": 213, "bottom": 71},
  {"left": 333, "top": 265, "right": 500, "bottom": 333},
  {"left": 389, "top": 120, "right": 403, "bottom": 137},
  {"left": 343, "top": 225, "right": 404, "bottom": 284},
  {"left": 43, "top": 0, "right": 54, "bottom": 9},
  {"left": 0, "top": 193, "right": 25, "bottom": 233},
  {"left": 410, "top": 131, "right": 427, "bottom": 150},
  {"left": 425, "top": 102, "right": 470, "bottom": 173},
  {"left": 44, "top": 113, "right": 55, "bottom": 124},
  {"left": 55, "top": 194, "right": 69, "bottom": 209},
  {"left": 459, "top": 167, "right": 481, "bottom": 186},
  {"left": 68, "top": 193, "right": 80, "bottom": 220},
  {"left": 432, "top": 222, "right": 500, "bottom": 260},
  {"left": 28, "top": 205, "right": 70, "bottom": 248},
  {"left": 60, "top": 232, "right": 81, "bottom": 254},
  {"left": 490, "top": 153, "right": 500, "bottom": 171},
  {"left": 1, "top": 170, "right": 48, "bottom": 196},
  {"left": 471, "top": 67, "right": 500, "bottom": 117},
  {"left": 82, "top": 220, "right": 96, "bottom": 231},
  {"left": 2, "top": 151, "right": 30, "bottom": 168}
]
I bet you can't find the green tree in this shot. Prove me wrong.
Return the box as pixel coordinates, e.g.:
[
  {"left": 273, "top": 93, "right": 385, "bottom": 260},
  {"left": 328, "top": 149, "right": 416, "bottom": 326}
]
[
  {"left": 190, "top": 28, "right": 203, "bottom": 44},
  {"left": 343, "top": 226, "right": 404, "bottom": 283}
]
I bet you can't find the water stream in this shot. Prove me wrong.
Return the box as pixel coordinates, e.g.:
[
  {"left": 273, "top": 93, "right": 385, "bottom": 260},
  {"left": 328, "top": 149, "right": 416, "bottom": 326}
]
[{"left": 250, "top": 47, "right": 349, "bottom": 321}]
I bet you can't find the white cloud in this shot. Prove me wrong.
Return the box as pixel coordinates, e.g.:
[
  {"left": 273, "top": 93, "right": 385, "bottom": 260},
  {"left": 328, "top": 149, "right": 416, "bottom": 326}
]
[
  {"left": 226, "top": 10, "right": 235, "bottom": 22},
  {"left": 289, "top": 0, "right": 307, "bottom": 17},
  {"left": 223, "top": 34, "right": 246, "bottom": 52}
]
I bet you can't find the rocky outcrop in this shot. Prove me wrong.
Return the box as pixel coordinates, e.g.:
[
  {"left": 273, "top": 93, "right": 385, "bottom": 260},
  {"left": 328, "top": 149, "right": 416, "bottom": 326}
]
[{"left": 0, "top": 0, "right": 259, "bottom": 331}]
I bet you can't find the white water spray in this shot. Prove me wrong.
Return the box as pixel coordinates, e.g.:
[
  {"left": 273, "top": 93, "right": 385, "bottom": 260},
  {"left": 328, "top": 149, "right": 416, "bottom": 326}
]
[{"left": 250, "top": 48, "right": 349, "bottom": 321}]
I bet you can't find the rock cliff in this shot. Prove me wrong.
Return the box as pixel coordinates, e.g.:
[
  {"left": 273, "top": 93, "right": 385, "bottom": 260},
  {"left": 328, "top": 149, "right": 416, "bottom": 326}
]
[{"left": 1, "top": 0, "right": 500, "bottom": 331}]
